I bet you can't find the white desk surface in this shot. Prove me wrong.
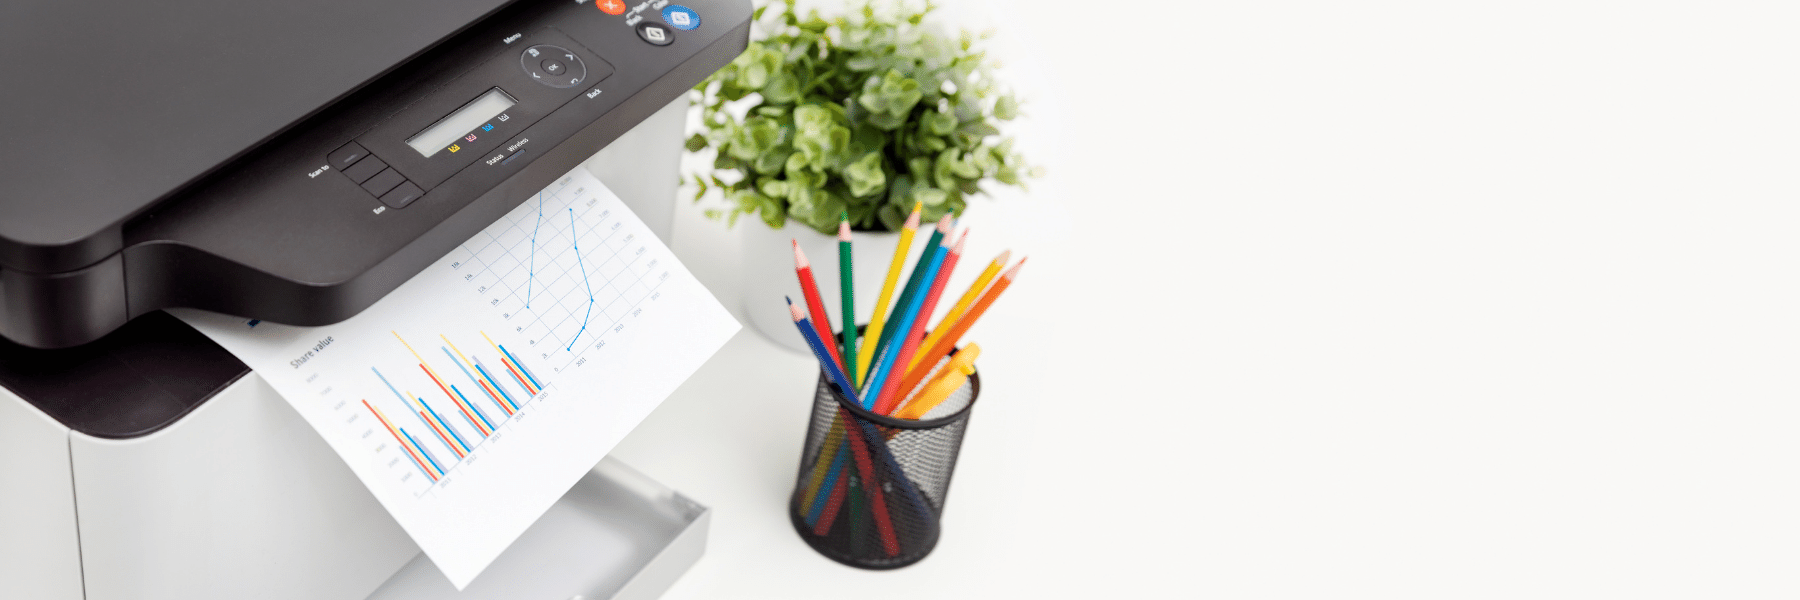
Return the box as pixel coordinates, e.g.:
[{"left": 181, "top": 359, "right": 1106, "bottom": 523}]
[{"left": 610, "top": 1, "right": 1798, "bottom": 598}]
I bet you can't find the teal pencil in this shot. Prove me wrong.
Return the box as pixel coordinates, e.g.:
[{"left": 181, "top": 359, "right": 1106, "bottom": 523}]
[
  {"left": 838, "top": 214, "right": 859, "bottom": 388},
  {"left": 872, "top": 215, "right": 953, "bottom": 364},
  {"left": 861, "top": 244, "right": 948, "bottom": 407}
]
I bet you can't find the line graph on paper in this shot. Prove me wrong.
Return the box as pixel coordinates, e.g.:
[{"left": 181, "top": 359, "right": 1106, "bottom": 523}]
[{"left": 446, "top": 174, "right": 672, "bottom": 375}]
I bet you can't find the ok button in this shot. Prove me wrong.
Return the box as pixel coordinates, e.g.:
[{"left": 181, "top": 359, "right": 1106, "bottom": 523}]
[{"left": 542, "top": 59, "right": 566, "bottom": 75}]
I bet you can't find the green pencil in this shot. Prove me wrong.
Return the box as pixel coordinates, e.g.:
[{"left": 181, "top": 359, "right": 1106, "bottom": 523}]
[
  {"left": 848, "top": 473, "right": 865, "bottom": 554},
  {"left": 838, "top": 213, "right": 860, "bottom": 388},
  {"left": 872, "top": 214, "right": 954, "bottom": 364}
]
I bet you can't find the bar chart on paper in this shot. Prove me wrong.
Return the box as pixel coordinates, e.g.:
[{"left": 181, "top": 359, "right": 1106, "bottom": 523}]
[
  {"left": 359, "top": 330, "right": 543, "bottom": 486},
  {"left": 174, "top": 167, "right": 740, "bottom": 588}
]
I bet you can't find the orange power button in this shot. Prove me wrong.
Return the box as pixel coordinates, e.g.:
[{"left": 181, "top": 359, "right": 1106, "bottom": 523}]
[{"left": 597, "top": 0, "right": 626, "bottom": 15}]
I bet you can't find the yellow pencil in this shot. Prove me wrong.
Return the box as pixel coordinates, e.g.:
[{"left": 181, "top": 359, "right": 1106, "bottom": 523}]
[
  {"left": 856, "top": 202, "right": 922, "bottom": 381},
  {"left": 908, "top": 250, "right": 1008, "bottom": 373},
  {"left": 894, "top": 344, "right": 979, "bottom": 420}
]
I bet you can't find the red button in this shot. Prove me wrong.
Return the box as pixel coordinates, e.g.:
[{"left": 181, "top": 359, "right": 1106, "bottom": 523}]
[{"left": 597, "top": 0, "right": 625, "bottom": 15}]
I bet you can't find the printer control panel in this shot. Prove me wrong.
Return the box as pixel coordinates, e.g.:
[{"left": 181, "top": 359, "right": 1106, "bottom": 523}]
[
  {"left": 521, "top": 45, "right": 588, "bottom": 88},
  {"left": 93, "top": 0, "right": 752, "bottom": 344},
  {"left": 324, "top": 27, "right": 617, "bottom": 209}
]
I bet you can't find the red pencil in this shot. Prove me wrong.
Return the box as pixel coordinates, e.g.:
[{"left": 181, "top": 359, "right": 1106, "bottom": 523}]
[
  {"left": 874, "top": 231, "right": 965, "bottom": 414},
  {"left": 841, "top": 414, "right": 901, "bottom": 556},
  {"left": 894, "top": 257, "right": 1025, "bottom": 397},
  {"left": 794, "top": 240, "right": 846, "bottom": 371}
]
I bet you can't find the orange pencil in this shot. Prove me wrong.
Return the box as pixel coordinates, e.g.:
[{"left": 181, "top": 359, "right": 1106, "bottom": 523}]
[
  {"left": 911, "top": 250, "right": 1009, "bottom": 373},
  {"left": 894, "top": 257, "right": 1025, "bottom": 397},
  {"left": 793, "top": 240, "right": 845, "bottom": 370}
]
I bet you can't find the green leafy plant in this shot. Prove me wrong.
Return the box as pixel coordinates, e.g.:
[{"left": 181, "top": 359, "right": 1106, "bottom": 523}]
[{"left": 685, "top": 0, "right": 1036, "bottom": 233}]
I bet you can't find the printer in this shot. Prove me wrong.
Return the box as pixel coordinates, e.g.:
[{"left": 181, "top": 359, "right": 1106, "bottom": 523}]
[{"left": 0, "top": 0, "right": 748, "bottom": 598}]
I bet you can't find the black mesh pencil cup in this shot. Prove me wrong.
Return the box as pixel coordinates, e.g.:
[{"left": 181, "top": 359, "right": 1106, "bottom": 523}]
[{"left": 788, "top": 361, "right": 980, "bottom": 569}]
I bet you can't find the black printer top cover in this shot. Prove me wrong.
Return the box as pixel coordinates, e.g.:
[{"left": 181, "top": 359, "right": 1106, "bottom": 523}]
[{"left": 0, "top": 0, "right": 518, "bottom": 272}]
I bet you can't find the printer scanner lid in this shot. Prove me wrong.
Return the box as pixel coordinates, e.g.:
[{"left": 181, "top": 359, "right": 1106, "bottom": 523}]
[{"left": 0, "top": 0, "right": 519, "bottom": 272}]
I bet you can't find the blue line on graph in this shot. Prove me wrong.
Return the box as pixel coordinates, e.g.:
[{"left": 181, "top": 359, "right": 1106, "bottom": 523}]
[
  {"left": 402, "top": 428, "right": 445, "bottom": 476},
  {"left": 450, "top": 384, "right": 495, "bottom": 432},
  {"left": 497, "top": 344, "right": 543, "bottom": 390},
  {"left": 415, "top": 393, "right": 472, "bottom": 453},
  {"left": 473, "top": 359, "right": 520, "bottom": 410},
  {"left": 375, "top": 367, "right": 459, "bottom": 457},
  {"left": 443, "top": 347, "right": 508, "bottom": 415},
  {"left": 526, "top": 192, "right": 543, "bottom": 308},
  {"left": 567, "top": 207, "right": 596, "bottom": 351},
  {"left": 393, "top": 430, "right": 436, "bottom": 480},
  {"left": 454, "top": 402, "right": 484, "bottom": 439}
]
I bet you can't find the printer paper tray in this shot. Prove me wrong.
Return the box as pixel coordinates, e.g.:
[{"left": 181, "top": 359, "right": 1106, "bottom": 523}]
[{"left": 365, "top": 456, "right": 708, "bottom": 600}]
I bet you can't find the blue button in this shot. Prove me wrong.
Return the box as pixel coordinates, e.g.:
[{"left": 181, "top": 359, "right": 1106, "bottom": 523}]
[{"left": 662, "top": 5, "right": 700, "bottom": 30}]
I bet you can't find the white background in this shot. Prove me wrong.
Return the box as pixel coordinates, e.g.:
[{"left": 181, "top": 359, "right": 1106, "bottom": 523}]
[{"left": 609, "top": 0, "right": 1800, "bottom": 597}]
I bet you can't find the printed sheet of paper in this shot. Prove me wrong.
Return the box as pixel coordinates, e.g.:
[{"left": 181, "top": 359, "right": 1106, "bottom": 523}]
[{"left": 174, "top": 167, "right": 738, "bottom": 589}]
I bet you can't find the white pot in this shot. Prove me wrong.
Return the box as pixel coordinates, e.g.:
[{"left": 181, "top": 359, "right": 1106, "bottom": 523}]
[{"left": 741, "top": 217, "right": 932, "bottom": 355}]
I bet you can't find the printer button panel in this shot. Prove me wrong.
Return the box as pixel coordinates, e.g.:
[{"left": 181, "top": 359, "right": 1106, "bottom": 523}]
[
  {"left": 326, "top": 142, "right": 371, "bottom": 170},
  {"left": 522, "top": 44, "right": 587, "bottom": 89},
  {"left": 379, "top": 182, "right": 425, "bottom": 209},
  {"left": 341, "top": 155, "right": 388, "bottom": 184},
  {"left": 359, "top": 168, "right": 407, "bottom": 197}
]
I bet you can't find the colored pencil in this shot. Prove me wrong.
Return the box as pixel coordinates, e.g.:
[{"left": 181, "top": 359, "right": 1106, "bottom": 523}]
[
  {"left": 810, "top": 443, "right": 850, "bottom": 533},
  {"left": 791, "top": 297, "right": 875, "bottom": 531},
  {"left": 800, "top": 416, "right": 848, "bottom": 521},
  {"left": 894, "top": 258, "right": 1025, "bottom": 397},
  {"left": 794, "top": 297, "right": 936, "bottom": 543},
  {"left": 847, "top": 471, "right": 866, "bottom": 553},
  {"left": 837, "top": 214, "right": 859, "bottom": 387},
  {"left": 872, "top": 215, "right": 953, "bottom": 363},
  {"left": 895, "top": 357, "right": 977, "bottom": 420},
  {"left": 873, "top": 232, "right": 964, "bottom": 415},
  {"left": 912, "top": 250, "right": 1009, "bottom": 373},
  {"left": 841, "top": 416, "right": 900, "bottom": 557},
  {"left": 857, "top": 203, "right": 920, "bottom": 382},
  {"left": 794, "top": 241, "right": 845, "bottom": 371},
  {"left": 893, "top": 343, "right": 981, "bottom": 418},
  {"left": 789, "top": 298, "right": 859, "bottom": 404},
  {"left": 861, "top": 245, "right": 947, "bottom": 409},
  {"left": 796, "top": 297, "right": 901, "bottom": 550}
]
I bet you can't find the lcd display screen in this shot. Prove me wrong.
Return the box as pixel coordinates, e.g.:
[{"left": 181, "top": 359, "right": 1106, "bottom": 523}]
[{"left": 405, "top": 87, "right": 517, "bottom": 158}]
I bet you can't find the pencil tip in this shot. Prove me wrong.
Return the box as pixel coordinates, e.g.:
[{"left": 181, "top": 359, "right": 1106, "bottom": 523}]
[
  {"left": 903, "top": 210, "right": 921, "bottom": 230},
  {"left": 838, "top": 219, "right": 852, "bottom": 241},
  {"left": 789, "top": 301, "right": 806, "bottom": 321},
  {"left": 936, "top": 215, "right": 954, "bottom": 233},
  {"left": 1004, "top": 257, "right": 1027, "bottom": 278},
  {"left": 792, "top": 240, "right": 809, "bottom": 268},
  {"left": 996, "top": 250, "right": 1012, "bottom": 264},
  {"left": 910, "top": 201, "right": 922, "bottom": 214},
  {"left": 951, "top": 231, "right": 968, "bottom": 254}
]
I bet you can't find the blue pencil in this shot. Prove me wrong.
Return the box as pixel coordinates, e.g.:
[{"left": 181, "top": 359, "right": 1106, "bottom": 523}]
[
  {"left": 788, "top": 298, "right": 861, "bottom": 404},
  {"left": 859, "top": 245, "right": 948, "bottom": 409}
]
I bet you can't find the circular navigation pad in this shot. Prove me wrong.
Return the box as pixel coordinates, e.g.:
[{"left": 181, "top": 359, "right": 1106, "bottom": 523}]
[{"left": 521, "top": 45, "right": 586, "bottom": 88}]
